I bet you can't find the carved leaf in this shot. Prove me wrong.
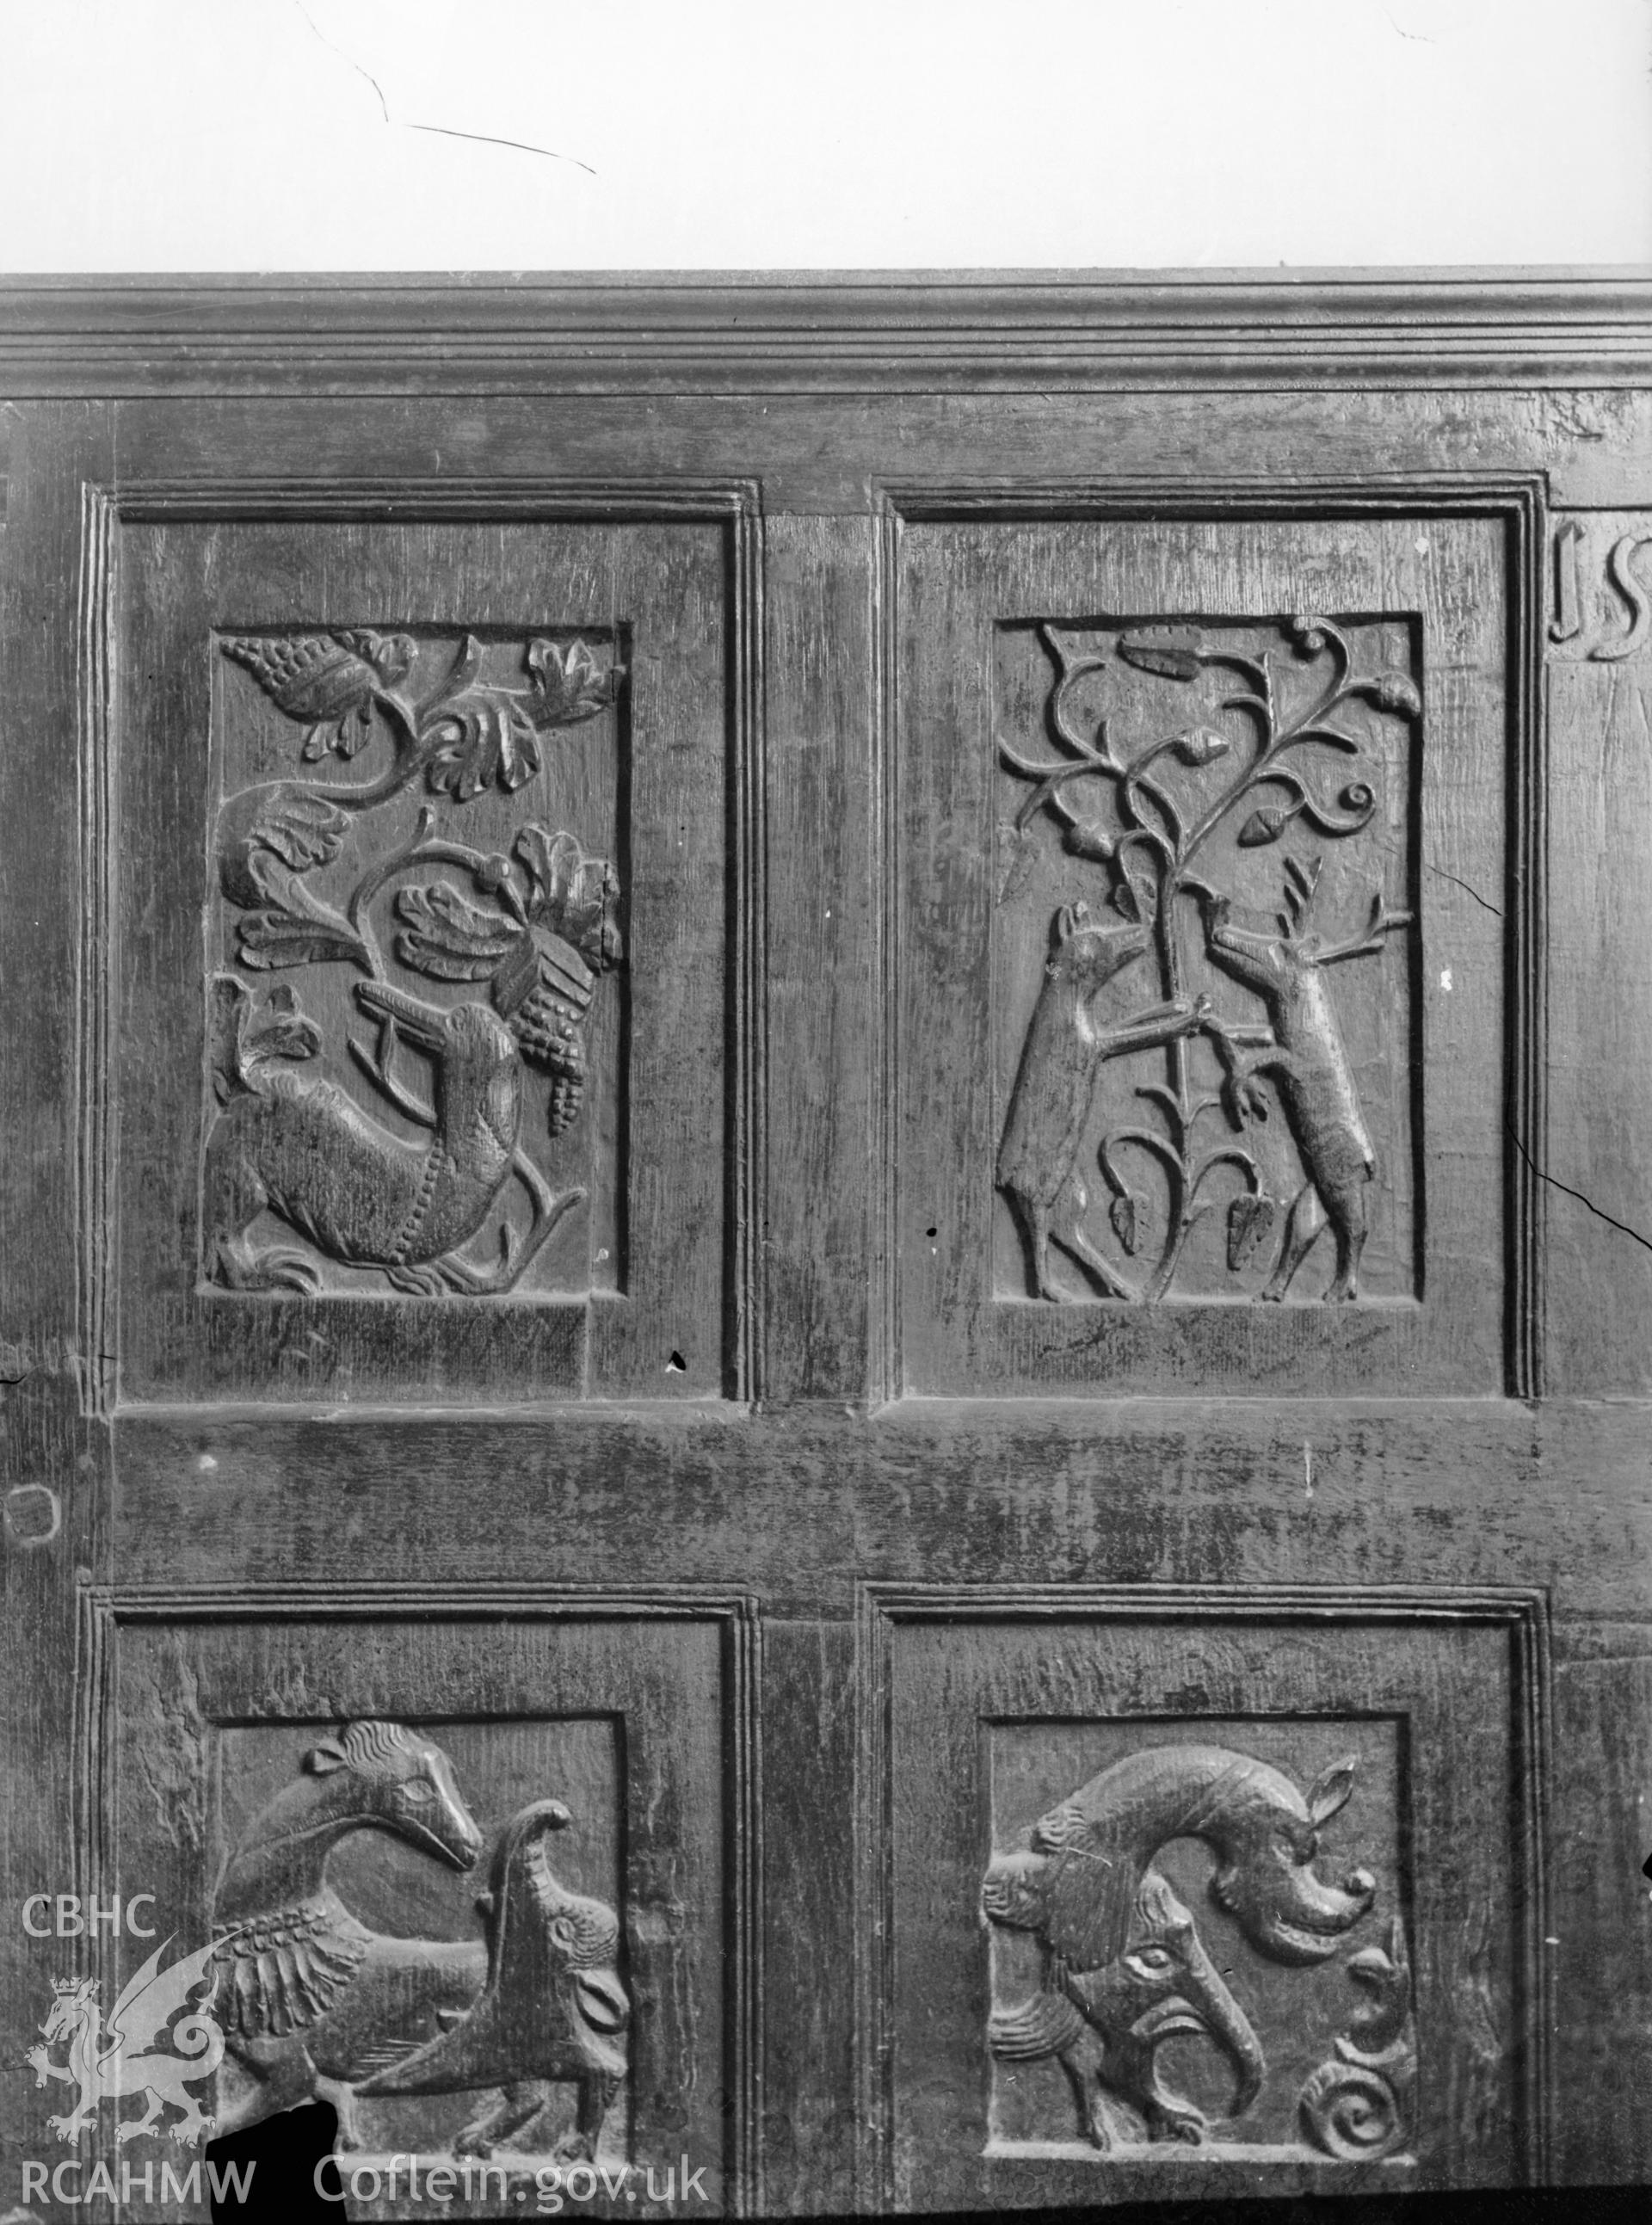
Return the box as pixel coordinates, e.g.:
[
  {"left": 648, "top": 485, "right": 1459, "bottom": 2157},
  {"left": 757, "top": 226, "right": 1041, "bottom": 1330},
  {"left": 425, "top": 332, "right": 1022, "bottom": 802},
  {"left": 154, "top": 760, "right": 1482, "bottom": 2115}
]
[
  {"left": 394, "top": 881, "right": 521, "bottom": 982},
  {"left": 1282, "top": 854, "right": 1323, "bottom": 929},
  {"left": 1110, "top": 1190, "right": 1151, "bottom": 1257},
  {"left": 1227, "top": 1191, "right": 1279, "bottom": 1271},
  {"left": 236, "top": 860, "right": 367, "bottom": 971},
  {"left": 1118, "top": 629, "right": 1205, "bottom": 681},
  {"left": 526, "top": 637, "right": 624, "bottom": 726},
  {"left": 252, "top": 793, "right": 352, "bottom": 874},
  {"left": 424, "top": 695, "right": 544, "bottom": 800},
  {"left": 220, "top": 792, "right": 354, "bottom": 910},
  {"left": 515, "top": 824, "right": 623, "bottom": 970}
]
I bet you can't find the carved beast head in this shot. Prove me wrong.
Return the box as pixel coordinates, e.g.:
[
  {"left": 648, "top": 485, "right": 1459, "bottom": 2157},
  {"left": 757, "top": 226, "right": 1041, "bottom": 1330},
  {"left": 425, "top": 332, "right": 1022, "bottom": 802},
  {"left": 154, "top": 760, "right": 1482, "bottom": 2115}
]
[{"left": 304, "top": 1718, "right": 484, "bottom": 1873}]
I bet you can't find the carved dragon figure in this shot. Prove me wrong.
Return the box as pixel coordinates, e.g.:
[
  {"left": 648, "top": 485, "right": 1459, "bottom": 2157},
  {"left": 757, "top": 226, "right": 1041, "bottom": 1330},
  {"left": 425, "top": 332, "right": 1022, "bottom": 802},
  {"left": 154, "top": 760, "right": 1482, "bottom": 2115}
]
[
  {"left": 358, "top": 1797, "right": 629, "bottom": 2160},
  {"left": 981, "top": 1745, "right": 1374, "bottom": 2148},
  {"left": 209, "top": 1719, "right": 487, "bottom": 2149}
]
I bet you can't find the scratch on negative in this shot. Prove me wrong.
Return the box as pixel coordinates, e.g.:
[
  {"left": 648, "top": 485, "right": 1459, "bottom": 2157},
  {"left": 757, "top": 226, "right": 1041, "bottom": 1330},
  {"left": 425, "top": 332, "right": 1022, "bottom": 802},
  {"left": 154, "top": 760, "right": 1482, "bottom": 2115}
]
[
  {"left": 1507, "top": 1121, "right": 1652, "bottom": 1258},
  {"left": 291, "top": 2, "right": 596, "bottom": 176},
  {"left": 404, "top": 122, "right": 596, "bottom": 176},
  {"left": 1426, "top": 862, "right": 1501, "bottom": 918}
]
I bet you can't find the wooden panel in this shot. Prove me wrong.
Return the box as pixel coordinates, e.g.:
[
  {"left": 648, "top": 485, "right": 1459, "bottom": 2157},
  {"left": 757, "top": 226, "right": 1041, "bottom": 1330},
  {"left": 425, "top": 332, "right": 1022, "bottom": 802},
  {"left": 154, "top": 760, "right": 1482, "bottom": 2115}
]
[
  {"left": 1545, "top": 512, "right": 1652, "bottom": 1395},
  {"left": 96, "top": 497, "right": 755, "bottom": 1405},
  {"left": 76, "top": 1593, "right": 756, "bottom": 2216},
  {"left": 761, "top": 518, "right": 875, "bottom": 1402},
  {"left": 859, "top": 1588, "right": 1547, "bottom": 2211},
  {"left": 891, "top": 510, "right": 1514, "bottom": 1397},
  {"left": 1551, "top": 1645, "right": 1652, "bottom": 2186}
]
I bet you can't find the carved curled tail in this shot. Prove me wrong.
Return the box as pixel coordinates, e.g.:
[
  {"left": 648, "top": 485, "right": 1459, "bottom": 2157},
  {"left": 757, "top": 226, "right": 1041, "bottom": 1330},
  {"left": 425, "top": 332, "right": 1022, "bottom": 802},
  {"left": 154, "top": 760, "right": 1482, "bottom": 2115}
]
[{"left": 989, "top": 1988, "right": 1088, "bottom": 2062}]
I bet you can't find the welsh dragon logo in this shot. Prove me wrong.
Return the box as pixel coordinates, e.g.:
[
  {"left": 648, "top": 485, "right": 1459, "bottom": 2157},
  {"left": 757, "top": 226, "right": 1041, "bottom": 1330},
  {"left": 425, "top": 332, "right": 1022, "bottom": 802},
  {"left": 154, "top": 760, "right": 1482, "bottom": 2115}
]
[{"left": 24, "top": 1938, "right": 223, "bottom": 2146}]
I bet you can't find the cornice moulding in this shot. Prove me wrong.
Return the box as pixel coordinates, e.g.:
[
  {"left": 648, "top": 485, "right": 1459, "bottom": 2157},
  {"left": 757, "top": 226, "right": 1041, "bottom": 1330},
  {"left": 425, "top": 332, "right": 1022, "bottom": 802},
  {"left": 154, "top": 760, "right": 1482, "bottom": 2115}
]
[{"left": 0, "top": 269, "right": 1649, "bottom": 393}]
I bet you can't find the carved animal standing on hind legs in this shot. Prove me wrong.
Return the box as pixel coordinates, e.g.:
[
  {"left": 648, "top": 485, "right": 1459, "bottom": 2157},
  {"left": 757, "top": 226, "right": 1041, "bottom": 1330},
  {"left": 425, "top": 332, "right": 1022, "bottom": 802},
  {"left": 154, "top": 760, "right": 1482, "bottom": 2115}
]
[
  {"left": 1193, "top": 857, "right": 1409, "bottom": 1302},
  {"left": 998, "top": 616, "right": 1418, "bottom": 1303}
]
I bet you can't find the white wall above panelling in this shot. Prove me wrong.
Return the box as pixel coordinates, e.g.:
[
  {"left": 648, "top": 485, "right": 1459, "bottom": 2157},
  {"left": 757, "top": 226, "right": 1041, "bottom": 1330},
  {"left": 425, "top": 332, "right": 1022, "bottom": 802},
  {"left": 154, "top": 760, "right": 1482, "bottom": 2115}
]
[{"left": 1, "top": 0, "right": 1649, "bottom": 270}]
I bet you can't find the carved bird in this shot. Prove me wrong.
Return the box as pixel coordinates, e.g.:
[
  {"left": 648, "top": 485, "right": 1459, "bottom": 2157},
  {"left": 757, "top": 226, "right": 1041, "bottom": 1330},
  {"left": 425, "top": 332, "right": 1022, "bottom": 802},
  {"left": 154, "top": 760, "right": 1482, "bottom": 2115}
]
[
  {"left": 357, "top": 1797, "right": 629, "bottom": 2160},
  {"left": 202, "top": 974, "right": 523, "bottom": 1294}
]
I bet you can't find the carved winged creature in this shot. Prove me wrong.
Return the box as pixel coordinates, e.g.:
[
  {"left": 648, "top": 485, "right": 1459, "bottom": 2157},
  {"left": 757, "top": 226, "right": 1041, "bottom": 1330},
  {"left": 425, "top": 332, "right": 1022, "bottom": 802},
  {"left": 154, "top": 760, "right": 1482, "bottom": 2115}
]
[
  {"left": 210, "top": 1719, "right": 487, "bottom": 2150},
  {"left": 203, "top": 972, "right": 569, "bottom": 1295},
  {"left": 26, "top": 1940, "right": 223, "bottom": 2147},
  {"left": 358, "top": 1797, "right": 630, "bottom": 2160},
  {"left": 981, "top": 1746, "right": 1375, "bottom": 2148}
]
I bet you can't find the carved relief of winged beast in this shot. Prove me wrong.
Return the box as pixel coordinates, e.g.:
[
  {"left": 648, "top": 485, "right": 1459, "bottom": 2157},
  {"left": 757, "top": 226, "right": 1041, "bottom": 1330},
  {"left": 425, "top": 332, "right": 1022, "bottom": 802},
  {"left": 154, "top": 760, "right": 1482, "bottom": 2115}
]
[{"left": 209, "top": 1718, "right": 487, "bottom": 2148}]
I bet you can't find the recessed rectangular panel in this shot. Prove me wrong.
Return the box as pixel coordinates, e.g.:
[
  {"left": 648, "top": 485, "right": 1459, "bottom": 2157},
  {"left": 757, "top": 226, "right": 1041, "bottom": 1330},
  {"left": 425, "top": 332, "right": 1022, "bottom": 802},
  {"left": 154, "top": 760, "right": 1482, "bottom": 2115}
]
[
  {"left": 108, "top": 514, "right": 743, "bottom": 1403},
  {"left": 861, "top": 1592, "right": 1544, "bottom": 2211},
  {"left": 96, "top": 1605, "right": 750, "bottom": 2203},
  {"left": 985, "top": 1715, "right": 1406, "bottom": 2158},
  {"left": 893, "top": 515, "right": 1509, "bottom": 1396}
]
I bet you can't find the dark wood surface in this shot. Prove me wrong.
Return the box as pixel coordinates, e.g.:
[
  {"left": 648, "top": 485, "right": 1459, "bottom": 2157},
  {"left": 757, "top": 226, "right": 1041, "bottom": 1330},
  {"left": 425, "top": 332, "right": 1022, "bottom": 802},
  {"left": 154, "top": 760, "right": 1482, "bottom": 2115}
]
[{"left": 0, "top": 277, "right": 1648, "bottom": 2216}]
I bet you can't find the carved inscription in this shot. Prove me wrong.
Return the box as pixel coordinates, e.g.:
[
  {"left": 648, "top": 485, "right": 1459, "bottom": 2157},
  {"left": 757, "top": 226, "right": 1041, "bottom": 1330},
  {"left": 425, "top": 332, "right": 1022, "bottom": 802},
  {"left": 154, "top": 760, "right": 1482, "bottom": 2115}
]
[
  {"left": 981, "top": 1741, "right": 1411, "bottom": 2158},
  {"left": 997, "top": 619, "right": 1417, "bottom": 1303},
  {"left": 209, "top": 1719, "right": 629, "bottom": 2160},
  {"left": 204, "top": 632, "right": 625, "bottom": 1297}
]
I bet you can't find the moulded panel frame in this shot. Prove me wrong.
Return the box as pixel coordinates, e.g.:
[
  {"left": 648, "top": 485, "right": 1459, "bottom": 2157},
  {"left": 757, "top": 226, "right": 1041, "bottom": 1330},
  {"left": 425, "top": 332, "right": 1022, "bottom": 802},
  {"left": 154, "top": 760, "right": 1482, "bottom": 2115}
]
[
  {"left": 873, "top": 478, "right": 1547, "bottom": 1403},
  {"left": 78, "top": 479, "right": 764, "bottom": 1412},
  {"left": 854, "top": 1582, "right": 1550, "bottom": 2215}
]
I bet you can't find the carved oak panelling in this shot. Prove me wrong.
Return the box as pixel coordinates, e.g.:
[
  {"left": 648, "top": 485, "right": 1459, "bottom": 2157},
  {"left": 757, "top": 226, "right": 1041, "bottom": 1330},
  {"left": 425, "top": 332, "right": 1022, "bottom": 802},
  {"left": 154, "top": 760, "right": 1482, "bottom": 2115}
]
[
  {"left": 1544, "top": 509, "right": 1652, "bottom": 1395},
  {"left": 87, "top": 1595, "right": 757, "bottom": 2206},
  {"left": 890, "top": 510, "right": 1515, "bottom": 1396},
  {"left": 996, "top": 617, "right": 1418, "bottom": 1306},
  {"left": 206, "top": 627, "right": 626, "bottom": 1303},
  {"left": 857, "top": 1588, "right": 1547, "bottom": 2212},
  {"left": 93, "top": 493, "right": 755, "bottom": 1405},
  {"left": 983, "top": 1723, "right": 1406, "bottom": 2158}
]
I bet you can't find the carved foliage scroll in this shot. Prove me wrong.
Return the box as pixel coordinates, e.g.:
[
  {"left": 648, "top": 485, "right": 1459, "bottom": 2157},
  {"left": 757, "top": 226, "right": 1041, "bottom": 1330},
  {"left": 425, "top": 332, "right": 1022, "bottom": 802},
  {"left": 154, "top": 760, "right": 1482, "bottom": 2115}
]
[
  {"left": 996, "top": 618, "right": 1420, "bottom": 1305},
  {"left": 204, "top": 631, "right": 626, "bottom": 1300}
]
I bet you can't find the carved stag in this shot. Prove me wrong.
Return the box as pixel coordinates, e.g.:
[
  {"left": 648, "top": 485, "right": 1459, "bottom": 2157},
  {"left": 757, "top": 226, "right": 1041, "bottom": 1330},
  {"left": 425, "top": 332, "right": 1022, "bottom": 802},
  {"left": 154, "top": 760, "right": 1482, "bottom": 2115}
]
[{"left": 981, "top": 1745, "right": 1374, "bottom": 2149}]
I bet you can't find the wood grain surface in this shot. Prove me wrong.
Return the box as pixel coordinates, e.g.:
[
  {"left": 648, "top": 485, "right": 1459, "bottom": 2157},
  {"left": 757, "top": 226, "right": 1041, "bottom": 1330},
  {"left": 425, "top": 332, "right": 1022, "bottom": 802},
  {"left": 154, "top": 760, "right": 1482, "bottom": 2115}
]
[{"left": 0, "top": 281, "right": 1647, "bottom": 2213}]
